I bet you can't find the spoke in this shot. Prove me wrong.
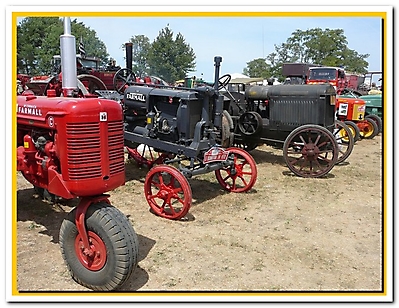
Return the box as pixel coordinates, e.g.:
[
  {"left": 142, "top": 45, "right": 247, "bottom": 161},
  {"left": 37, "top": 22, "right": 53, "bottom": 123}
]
[
  {"left": 222, "top": 173, "right": 232, "bottom": 182},
  {"left": 242, "top": 170, "right": 253, "bottom": 176},
  {"left": 150, "top": 179, "right": 162, "bottom": 190},
  {"left": 237, "top": 175, "right": 248, "bottom": 187},
  {"left": 157, "top": 173, "right": 165, "bottom": 185},
  {"left": 313, "top": 133, "right": 321, "bottom": 146},
  {"left": 299, "top": 135, "right": 306, "bottom": 144}
]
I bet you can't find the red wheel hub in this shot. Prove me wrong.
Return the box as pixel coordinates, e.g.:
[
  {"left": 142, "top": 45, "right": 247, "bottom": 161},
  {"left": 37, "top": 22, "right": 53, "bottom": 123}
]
[{"left": 75, "top": 231, "right": 107, "bottom": 271}]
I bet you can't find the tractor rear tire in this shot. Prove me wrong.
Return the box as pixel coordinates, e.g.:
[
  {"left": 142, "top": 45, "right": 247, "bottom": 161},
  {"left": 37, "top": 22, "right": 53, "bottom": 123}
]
[
  {"left": 59, "top": 202, "right": 139, "bottom": 291},
  {"left": 344, "top": 120, "right": 361, "bottom": 142},
  {"left": 365, "top": 114, "right": 382, "bottom": 135},
  {"left": 360, "top": 118, "right": 379, "bottom": 139}
]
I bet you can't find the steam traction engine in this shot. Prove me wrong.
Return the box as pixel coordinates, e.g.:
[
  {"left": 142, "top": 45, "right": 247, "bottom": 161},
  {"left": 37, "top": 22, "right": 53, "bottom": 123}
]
[
  {"left": 111, "top": 56, "right": 257, "bottom": 220},
  {"left": 16, "top": 18, "right": 138, "bottom": 291}
]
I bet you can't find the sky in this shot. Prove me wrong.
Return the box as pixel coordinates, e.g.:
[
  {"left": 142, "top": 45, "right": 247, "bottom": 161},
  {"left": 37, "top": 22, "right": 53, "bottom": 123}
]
[{"left": 72, "top": 15, "right": 384, "bottom": 82}]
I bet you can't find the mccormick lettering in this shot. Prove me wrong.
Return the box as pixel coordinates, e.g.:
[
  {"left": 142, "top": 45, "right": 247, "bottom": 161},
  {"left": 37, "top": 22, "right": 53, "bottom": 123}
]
[
  {"left": 17, "top": 104, "right": 43, "bottom": 116},
  {"left": 126, "top": 92, "right": 146, "bottom": 102}
]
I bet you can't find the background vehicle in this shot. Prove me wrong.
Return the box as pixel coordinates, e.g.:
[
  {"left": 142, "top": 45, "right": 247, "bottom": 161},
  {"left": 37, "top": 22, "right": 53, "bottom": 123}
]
[
  {"left": 221, "top": 81, "right": 350, "bottom": 178},
  {"left": 305, "top": 66, "right": 380, "bottom": 140},
  {"left": 16, "top": 18, "right": 139, "bottom": 291}
]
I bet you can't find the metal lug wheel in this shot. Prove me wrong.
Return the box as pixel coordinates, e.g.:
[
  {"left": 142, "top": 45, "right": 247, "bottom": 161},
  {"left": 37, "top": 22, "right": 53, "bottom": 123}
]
[
  {"left": 283, "top": 124, "right": 339, "bottom": 178},
  {"left": 144, "top": 165, "right": 192, "bottom": 220},
  {"left": 127, "top": 144, "right": 172, "bottom": 169},
  {"left": 334, "top": 120, "right": 354, "bottom": 164},
  {"left": 77, "top": 74, "right": 107, "bottom": 94},
  {"left": 215, "top": 147, "right": 257, "bottom": 193}
]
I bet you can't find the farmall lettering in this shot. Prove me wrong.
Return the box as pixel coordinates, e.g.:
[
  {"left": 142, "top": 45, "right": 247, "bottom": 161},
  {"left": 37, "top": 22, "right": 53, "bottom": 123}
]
[
  {"left": 18, "top": 104, "right": 43, "bottom": 116},
  {"left": 126, "top": 92, "right": 146, "bottom": 102}
]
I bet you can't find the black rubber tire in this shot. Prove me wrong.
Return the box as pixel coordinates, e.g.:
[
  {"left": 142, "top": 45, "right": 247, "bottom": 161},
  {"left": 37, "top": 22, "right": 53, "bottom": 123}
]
[
  {"left": 365, "top": 114, "right": 382, "bottom": 135},
  {"left": 334, "top": 120, "right": 354, "bottom": 164},
  {"left": 344, "top": 120, "right": 361, "bottom": 142},
  {"left": 59, "top": 202, "right": 139, "bottom": 291},
  {"left": 360, "top": 118, "right": 379, "bottom": 139}
]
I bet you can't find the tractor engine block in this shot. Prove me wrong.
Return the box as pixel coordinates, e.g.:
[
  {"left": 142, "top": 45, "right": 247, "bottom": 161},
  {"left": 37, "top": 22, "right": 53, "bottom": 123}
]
[{"left": 17, "top": 95, "right": 125, "bottom": 200}]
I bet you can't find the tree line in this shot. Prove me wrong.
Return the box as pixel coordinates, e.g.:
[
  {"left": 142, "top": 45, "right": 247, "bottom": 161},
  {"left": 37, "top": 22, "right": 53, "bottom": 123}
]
[{"left": 17, "top": 17, "right": 370, "bottom": 84}]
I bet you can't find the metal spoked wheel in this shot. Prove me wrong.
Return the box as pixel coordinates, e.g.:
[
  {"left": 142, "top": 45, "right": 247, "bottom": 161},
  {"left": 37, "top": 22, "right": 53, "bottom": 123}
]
[
  {"left": 77, "top": 74, "right": 107, "bottom": 94},
  {"left": 215, "top": 147, "right": 257, "bottom": 193},
  {"left": 113, "top": 68, "right": 137, "bottom": 94},
  {"left": 144, "top": 165, "right": 192, "bottom": 220},
  {"left": 283, "top": 124, "right": 339, "bottom": 178},
  {"left": 127, "top": 144, "right": 173, "bottom": 169},
  {"left": 334, "top": 120, "right": 354, "bottom": 164},
  {"left": 59, "top": 202, "right": 139, "bottom": 291}
]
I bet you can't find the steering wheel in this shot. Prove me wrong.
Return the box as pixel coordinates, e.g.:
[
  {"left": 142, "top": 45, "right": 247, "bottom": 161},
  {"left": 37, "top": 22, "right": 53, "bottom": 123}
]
[
  {"left": 113, "top": 68, "right": 137, "bottom": 94},
  {"left": 217, "top": 74, "right": 231, "bottom": 90}
]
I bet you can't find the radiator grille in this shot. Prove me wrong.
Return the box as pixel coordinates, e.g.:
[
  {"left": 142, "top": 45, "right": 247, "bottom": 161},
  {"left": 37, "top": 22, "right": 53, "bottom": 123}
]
[
  {"left": 108, "top": 121, "right": 125, "bottom": 175},
  {"left": 66, "top": 121, "right": 124, "bottom": 180},
  {"left": 270, "top": 99, "right": 320, "bottom": 127}
]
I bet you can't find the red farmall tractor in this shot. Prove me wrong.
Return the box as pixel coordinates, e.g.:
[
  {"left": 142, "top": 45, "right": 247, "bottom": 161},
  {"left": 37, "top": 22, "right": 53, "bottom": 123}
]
[
  {"left": 16, "top": 18, "right": 139, "bottom": 291},
  {"left": 307, "top": 66, "right": 379, "bottom": 140}
]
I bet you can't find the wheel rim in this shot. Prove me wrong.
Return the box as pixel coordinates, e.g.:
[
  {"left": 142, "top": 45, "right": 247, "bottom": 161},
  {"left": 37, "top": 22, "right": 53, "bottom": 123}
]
[
  {"left": 74, "top": 231, "right": 107, "bottom": 271},
  {"left": 360, "top": 119, "right": 377, "bottom": 139},
  {"left": 144, "top": 165, "right": 192, "bottom": 220},
  {"left": 215, "top": 147, "right": 257, "bottom": 193},
  {"left": 283, "top": 125, "right": 338, "bottom": 178}
]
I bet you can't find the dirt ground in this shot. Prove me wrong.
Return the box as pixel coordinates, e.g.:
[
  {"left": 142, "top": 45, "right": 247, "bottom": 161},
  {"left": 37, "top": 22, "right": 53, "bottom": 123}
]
[{"left": 15, "top": 134, "right": 384, "bottom": 298}]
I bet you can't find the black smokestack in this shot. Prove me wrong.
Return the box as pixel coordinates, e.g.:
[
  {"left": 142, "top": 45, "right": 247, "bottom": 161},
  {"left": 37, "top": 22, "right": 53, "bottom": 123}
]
[{"left": 125, "top": 42, "right": 133, "bottom": 71}]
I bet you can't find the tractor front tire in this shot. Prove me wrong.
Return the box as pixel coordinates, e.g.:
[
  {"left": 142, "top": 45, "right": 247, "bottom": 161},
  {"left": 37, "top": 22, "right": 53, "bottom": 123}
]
[{"left": 59, "top": 202, "right": 139, "bottom": 291}]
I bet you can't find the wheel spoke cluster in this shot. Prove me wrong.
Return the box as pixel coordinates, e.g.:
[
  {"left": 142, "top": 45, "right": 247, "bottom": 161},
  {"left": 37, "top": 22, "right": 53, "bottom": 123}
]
[{"left": 283, "top": 125, "right": 338, "bottom": 178}]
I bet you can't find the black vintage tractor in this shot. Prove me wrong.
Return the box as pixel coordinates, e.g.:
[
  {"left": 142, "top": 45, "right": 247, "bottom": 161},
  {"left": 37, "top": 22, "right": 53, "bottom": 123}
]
[
  {"left": 221, "top": 81, "right": 354, "bottom": 178},
  {"left": 105, "top": 57, "right": 257, "bottom": 220}
]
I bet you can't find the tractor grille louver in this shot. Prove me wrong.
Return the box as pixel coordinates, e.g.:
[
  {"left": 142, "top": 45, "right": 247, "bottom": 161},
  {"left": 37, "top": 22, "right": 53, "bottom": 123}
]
[
  {"left": 107, "top": 121, "right": 125, "bottom": 175},
  {"left": 66, "top": 121, "right": 124, "bottom": 180},
  {"left": 270, "top": 100, "right": 319, "bottom": 127}
]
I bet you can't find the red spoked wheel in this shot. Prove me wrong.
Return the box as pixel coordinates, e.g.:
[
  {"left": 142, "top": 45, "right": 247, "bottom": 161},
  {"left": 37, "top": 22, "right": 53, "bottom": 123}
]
[
  {"left": 144, "top": 165, "right": 192, "bottom": 220},
  {"left": 126, "top": 144, "right": 174, "bottom": 169},
  {"left": 214, "top": 147, "right": 257, "bottom": 193}
]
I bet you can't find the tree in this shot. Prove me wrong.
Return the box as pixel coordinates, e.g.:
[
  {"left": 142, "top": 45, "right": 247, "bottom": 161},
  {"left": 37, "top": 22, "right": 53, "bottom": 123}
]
[
  {"left": 127, "top": 35, "right": 151, "bottom": 78},
  {"left": 243, "top": 58, "right": 271, "bottom": 78},
  {"left": 245, "top": 28, "right": 370, "bottom": 81},
  {"left": 17, "top": 17, "right": 109, "bottom": 75},
  {"left": 147, "top": 26, "right": 196, "bottom": 83}
]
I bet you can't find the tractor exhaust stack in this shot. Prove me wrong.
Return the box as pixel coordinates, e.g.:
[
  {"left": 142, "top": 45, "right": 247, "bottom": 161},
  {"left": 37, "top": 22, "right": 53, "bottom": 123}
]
[{"left": 60, "top": 17, "right": 77, "bottom": 97}]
